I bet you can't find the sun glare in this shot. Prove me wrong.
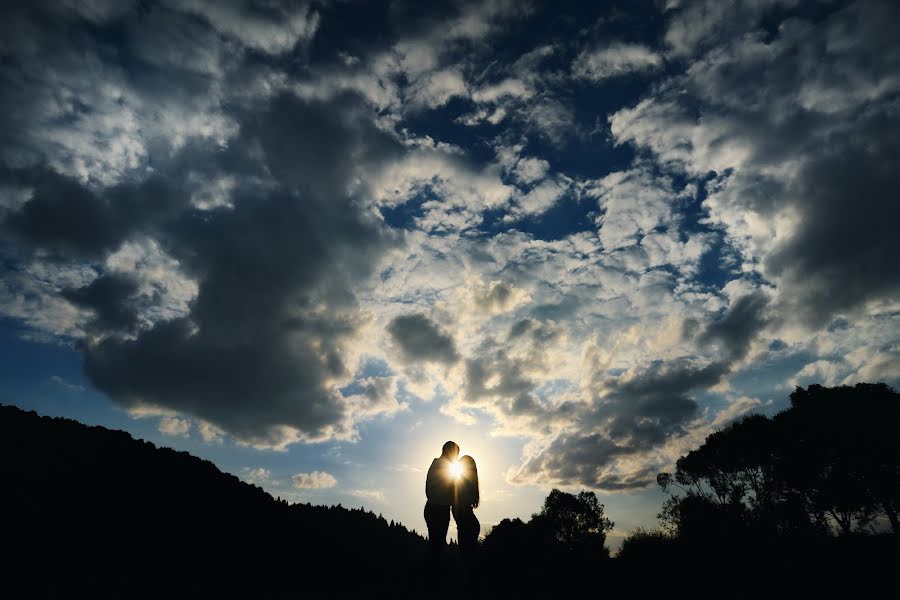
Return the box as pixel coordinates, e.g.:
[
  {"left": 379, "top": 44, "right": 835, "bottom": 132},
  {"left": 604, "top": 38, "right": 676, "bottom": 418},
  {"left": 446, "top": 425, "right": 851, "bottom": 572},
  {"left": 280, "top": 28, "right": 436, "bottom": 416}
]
[{"left": 449, "top": 460, "right": 462, "bottom": 480}]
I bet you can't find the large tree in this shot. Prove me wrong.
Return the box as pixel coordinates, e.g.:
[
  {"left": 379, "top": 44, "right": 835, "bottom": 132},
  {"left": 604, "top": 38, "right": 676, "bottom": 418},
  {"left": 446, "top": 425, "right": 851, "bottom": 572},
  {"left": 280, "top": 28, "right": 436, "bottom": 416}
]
[{"left": 657, "top": 383, "right": 899, "bottom": 537}]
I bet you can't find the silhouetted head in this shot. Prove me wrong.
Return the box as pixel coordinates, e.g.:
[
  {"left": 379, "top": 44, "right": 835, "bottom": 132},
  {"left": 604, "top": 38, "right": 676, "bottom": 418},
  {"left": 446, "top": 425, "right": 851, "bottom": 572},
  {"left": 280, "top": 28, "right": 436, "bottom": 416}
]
[
  {"left": 441, "top": 440, "right": 460, "bottom": 461},
  {"left": 459, "top": 455, "right": 479, "bottom": 508}
]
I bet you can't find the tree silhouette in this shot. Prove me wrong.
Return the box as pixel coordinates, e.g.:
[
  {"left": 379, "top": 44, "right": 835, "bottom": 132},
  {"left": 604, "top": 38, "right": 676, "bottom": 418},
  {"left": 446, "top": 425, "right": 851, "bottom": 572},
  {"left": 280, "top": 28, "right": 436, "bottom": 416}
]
[
  {"left": 532, "top": 489, "right": 614, "bottom": 555},
  {"left": 657, "top": 383, "right": 899, "bottom": 538}
]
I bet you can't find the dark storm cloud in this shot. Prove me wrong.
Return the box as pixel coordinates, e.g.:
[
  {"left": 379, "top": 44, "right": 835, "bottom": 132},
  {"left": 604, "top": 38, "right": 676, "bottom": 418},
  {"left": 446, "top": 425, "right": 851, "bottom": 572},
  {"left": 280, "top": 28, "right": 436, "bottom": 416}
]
[
  {"left": 766, "top": 118, "right": 900, "bottom": 325},
  {"left": 511, "top": 358, "right": 731, "bottom": 490},
  {"left": 81, "top": 92, "right": 405, "bottom": 446},
  {"left": 3, "top": 169, "right": 187, "bottom": 260},
  {"left": 61, "top": 273, "right": 141, "bottom": 335},
  {"left": 698, "top": 290, "right": 770, "bottom": 360},
  {"left": 387, "top": 313, "right": 459, "bottom": 364},
  {"left": 0, "top": 0, "right": 452, "bottom": 447},
  {"left": 3, "top": 170, "right": 122, "bottom": 258},
  {"left": 512, "top": 433, "right": 660, "bottom": 491},
  {"left": 593, "top": 358, "right": 729, "bottom": 447}
]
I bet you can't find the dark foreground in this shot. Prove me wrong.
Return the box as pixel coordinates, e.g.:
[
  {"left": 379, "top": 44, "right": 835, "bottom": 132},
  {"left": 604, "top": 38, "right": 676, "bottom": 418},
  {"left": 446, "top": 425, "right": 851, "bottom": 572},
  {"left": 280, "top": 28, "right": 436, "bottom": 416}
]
[{"left": 2, "top": 404, "right": 897, "bottom": 598}]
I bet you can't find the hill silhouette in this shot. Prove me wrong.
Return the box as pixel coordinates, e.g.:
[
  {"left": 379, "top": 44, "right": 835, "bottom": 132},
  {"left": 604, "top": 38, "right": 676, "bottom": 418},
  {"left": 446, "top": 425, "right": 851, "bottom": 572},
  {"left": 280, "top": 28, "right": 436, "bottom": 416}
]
[
  {"left": 0, "top": 405, "right": 424, "bottom": 598},
  {"left": 3, "top": 383, "right": 899, "bottom": 597}
]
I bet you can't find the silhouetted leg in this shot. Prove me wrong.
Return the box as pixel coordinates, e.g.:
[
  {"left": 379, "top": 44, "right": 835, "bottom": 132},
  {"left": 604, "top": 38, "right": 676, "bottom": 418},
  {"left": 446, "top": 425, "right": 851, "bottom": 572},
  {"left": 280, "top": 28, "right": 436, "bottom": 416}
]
[
  {"left": 452, "top": 506, "right": 480, "bottom": 571},
  {"left": 424, "top": 501, "right": 450, "bottom": 561}
]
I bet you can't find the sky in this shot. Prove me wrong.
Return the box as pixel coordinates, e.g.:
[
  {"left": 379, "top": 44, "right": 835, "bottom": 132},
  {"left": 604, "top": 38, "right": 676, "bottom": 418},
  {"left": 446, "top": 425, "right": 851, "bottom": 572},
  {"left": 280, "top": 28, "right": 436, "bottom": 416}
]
[{"left": 1, "top": 0, "right": 898, "bottom": 547}]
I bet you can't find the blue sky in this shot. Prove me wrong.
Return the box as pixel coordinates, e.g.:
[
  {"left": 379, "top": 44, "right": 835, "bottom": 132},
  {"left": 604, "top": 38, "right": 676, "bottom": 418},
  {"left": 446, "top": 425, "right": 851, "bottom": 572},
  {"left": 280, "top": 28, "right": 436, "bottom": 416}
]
[{"left": 1, "top": 0, "right": 898, "bottom": 547}]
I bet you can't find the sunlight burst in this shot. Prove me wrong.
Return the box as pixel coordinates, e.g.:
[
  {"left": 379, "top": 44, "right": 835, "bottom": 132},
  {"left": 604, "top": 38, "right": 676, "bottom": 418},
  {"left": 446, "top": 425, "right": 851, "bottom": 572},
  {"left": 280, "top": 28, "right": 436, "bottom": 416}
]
[{"left": 449, "top": 460, "right": 462, "bottom": 480}]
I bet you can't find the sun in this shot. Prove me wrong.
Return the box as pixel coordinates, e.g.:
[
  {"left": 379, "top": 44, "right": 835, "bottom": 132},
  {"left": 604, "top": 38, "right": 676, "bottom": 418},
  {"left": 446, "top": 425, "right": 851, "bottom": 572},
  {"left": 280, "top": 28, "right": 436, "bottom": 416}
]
[{"left": 449, "top": 460, "right": 462, "bottom": 480}]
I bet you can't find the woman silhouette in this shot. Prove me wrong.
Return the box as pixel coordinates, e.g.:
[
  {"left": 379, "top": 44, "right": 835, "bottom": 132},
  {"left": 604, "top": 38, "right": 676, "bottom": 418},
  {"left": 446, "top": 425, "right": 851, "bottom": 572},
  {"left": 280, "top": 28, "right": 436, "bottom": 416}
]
[{"left": 452, "top": 455, "right": 480, "bottom": 560}]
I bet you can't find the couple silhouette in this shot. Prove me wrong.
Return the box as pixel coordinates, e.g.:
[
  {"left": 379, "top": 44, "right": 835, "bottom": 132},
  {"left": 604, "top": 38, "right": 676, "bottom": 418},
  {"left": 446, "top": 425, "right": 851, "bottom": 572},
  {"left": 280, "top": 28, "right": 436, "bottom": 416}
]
[{"left": 424, "top": 441, "right": 480, "bottom": 560}]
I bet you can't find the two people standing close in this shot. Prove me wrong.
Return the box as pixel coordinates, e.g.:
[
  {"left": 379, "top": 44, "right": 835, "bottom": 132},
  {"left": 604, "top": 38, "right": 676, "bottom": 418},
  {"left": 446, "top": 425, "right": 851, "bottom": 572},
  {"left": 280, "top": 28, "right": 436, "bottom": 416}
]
[{"left": 424, "top": 441, "right": 480, "bottom": 560}]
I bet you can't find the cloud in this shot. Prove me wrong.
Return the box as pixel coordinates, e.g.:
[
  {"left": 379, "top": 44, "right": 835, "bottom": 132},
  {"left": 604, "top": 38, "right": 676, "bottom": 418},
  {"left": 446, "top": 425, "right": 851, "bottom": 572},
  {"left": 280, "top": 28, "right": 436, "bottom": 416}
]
[
  {"left": 75, "top": 93, "right": 407, "bottom": 449},
  {"left": 292, "top": 471, "right": 338, "bottom": 489},
  {"left": 1, "top": 0, "right": 897, "bottom": 499},
  {"left": 369, "top": 139, "right": 513, "bottom": 232},
  {"left": 351, "top": 488, "right": 387, "bottom": 503},
  {"left": 406, "top": 68, "right": 468, "bottom": 108},
  {"left": 509, "top": 358, "right": 732, "bottom": 490},
  {"left": 342, "top": 376, "right": 407, "bottom": 423},
  {"left": 508, "top": 178, "right": 570, "bottom": 219},
  {"left": 243, "top": 467, "right": 271, "bottom": 484},
  {"left": 197, "top": 421, "right": 225, "bottom": 444},
  {"left": 610, "top": 0, "right": 900, "bottom": 328},
  {"left": 174, "top": 0, "right": 320, "bottom": 54},
  {"left": 158, "top": 416, "right": 191, "bottom": 437},
  {"left": 61, "top": 273, "right": 141, "bottom": 336},
  {"left": 573, "top": 43, "right": 662, "bottom": 81},
  {"left": 464, "top": 278, "right": 530, "bottom": 316},
  {"left": 591, "top": 168, "right": 681, "bottom": 251},
  {"left": 521, "top": 98, "right": 577, "bottom": 146},
  {"left": 0, "top": 64, "right": 409, "bottom": 447},
  {"left": 49, "top": 375, "right": 85, "bottom": 393},
  {"left": 698, "top": 290, "right": 771, "bottom": 361},
  {"left": 387, "top": 313, "right": 460, "bottom": 364},
  {"left": 511, "top": 157, "right": 550, "bottom": 185},
  {"left": 472, "top": 78, "right": 532, "bottom": 103},
  {"left": 663, "top": 0, "right": 784, "bottom": 58}
]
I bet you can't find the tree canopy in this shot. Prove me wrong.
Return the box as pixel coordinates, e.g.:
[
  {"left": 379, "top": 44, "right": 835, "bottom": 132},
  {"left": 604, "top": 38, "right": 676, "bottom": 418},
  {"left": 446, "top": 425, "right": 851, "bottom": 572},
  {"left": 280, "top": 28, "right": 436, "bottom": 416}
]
[{"left": 656, "top": 383, "right": 899, "bottom": 537}]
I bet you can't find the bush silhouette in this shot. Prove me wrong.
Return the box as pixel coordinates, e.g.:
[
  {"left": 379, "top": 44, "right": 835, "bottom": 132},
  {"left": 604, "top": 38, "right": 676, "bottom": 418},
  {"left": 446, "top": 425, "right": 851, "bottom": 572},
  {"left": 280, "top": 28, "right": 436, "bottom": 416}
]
[{"left": 481, "top": 488, "right": 613, "bottom": 593}]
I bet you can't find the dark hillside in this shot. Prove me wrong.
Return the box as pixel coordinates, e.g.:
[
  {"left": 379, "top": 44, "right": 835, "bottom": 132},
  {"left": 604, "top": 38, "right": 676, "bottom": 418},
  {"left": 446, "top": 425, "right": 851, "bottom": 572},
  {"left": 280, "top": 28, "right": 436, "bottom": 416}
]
[{"left": 0, "top": 405, "right": 424, "bottom": 598}]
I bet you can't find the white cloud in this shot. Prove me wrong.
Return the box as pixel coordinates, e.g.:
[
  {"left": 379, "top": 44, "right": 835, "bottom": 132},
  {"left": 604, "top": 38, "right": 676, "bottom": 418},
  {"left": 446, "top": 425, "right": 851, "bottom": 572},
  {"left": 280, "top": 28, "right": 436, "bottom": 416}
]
[
  {"left": 351, "top": 488, "right": 387, "bottom": 503},
  {"left": 512, "top": 157, "right": 550, "bottom": 185},
  {"left": 573, "top": 43, "right": 662, "bottom": 81},
  {"left": 197, "top": 421, "right": 225, "bottom": 444},
  {"left": 406, "top": 68, "right": 468, "bottom": 108},
  {"left": 243, "top": 467, "right": 271, "bottom": 484},
  {"left": 590, "top": 168, "right": 679, "bottom": 251},
  {"left": 292, "top": 471, "right": 338, "bottom": 489},
  {"left": 508, "top": 178, "right": 569, "bottom": 219},
  {"left": 104, "top": 238, "right": 199, "bottom": 330},
  {"left": 472, "top": 78, "right": 532, "bottom": 103},
  {"left": 369, "top": 138, "right": 513, "bottom": 232},
  {"left": 158, "top": 416, "right": 191, "bottom": 437}
]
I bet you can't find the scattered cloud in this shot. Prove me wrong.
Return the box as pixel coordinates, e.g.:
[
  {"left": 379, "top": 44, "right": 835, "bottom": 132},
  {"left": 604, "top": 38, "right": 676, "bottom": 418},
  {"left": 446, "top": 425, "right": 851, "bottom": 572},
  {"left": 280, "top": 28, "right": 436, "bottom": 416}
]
[
  {"left": 1, "top": 0, "right": 897, "bottom": 500},
  {"left": 243, "top": 467, "right": 272, "bottom": 485},
  {"left": 292, "top": 471, "right": 338, "bottom": 489},
  {"left": 573, "top": 43, "right": 662, "bottom": 81},
  {"left": 351, "top": 488, "right": 387, "bottom": 503}
]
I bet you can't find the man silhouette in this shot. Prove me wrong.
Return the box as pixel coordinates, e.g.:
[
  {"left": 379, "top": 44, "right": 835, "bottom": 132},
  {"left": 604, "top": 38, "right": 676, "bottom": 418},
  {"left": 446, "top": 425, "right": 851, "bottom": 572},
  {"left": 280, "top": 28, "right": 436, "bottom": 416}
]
[{"left": 424, "top": 440, "right": 459, "bottom": 557}]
